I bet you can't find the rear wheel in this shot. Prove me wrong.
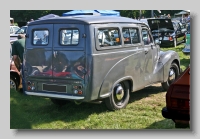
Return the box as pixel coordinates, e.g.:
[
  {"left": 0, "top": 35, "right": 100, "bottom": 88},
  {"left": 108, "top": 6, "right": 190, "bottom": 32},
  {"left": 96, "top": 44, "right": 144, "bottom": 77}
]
[
  {"left": 10, "top": 75, "right": 18, "bottom": 90},
  {"left": 105, "top": 81, "right": 130, "bottom": 111},
  {"left": 50, "top": 98, "right": 68, "bottom": 106},
  {"left": 162, "top": 62, "right": 179, "bottom": 91}
]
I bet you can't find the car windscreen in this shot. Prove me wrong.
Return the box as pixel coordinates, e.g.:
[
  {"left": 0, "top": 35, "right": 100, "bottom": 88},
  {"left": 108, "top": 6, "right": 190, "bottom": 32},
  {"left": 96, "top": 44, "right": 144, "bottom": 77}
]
[{"left": 15, "top": 27, "right": 27, "bottom": 34}]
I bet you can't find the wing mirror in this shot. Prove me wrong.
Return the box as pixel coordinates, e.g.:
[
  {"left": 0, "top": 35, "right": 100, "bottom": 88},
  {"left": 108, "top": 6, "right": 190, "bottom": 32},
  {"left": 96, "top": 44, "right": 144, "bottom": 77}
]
[{"left": 155, "top": 39, "right": 161, "bottom": 45}]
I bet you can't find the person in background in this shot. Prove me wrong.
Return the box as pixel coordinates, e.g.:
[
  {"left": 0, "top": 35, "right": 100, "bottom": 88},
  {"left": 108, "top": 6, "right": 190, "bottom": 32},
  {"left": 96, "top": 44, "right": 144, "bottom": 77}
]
[
  {"left": 27, "top": 19, "right": 34, "bottom": 25},
  {"left": 167, "top": 14, "right": 171, "bottom": 19},
  {"left": 186, "top": 14, "right": 190, "bottom": 33},
  {"left": 12, "top": 34, "right": 26, "bottom": 92}
]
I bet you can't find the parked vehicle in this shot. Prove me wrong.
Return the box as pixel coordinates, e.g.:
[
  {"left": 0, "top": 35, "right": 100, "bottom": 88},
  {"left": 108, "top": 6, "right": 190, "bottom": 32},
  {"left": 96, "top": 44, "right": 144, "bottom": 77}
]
[
  {"left": 162, "top": 65, "right": 190, "bottom": 128},
  {"left": 10, "top": 26, "right": 27, "bottom": 39},
  {"left": 10, "top": 25, "right": 20, "bottom": 35},
  {"left": 23, "top": 16, "right": 181, "bottom": 111},
  {"left": 140, "top": 18, "right": 186, "bottom": 47},
  {"left": 10, "top": 39, "right": 22, "bottom": 91}
]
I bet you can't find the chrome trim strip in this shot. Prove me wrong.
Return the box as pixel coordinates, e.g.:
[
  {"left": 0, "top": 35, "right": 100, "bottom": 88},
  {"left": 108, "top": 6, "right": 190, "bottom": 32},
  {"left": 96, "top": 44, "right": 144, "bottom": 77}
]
[{"left": 25, "top": 91, "right": 84, "bottom": 100}]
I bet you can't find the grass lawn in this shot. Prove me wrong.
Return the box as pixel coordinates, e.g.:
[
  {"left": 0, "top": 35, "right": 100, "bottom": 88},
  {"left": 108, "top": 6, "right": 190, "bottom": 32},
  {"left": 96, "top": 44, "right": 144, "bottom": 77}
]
[{"left": 10, "top": 44, "right": 190, "bottom": 129}]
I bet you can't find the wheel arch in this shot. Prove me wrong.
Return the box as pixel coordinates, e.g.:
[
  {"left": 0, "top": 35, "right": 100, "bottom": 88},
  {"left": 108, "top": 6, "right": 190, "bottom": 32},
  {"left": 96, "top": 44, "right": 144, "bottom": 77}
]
[{"left": 99, "top": 76, "right": 133, "bottom": 98}]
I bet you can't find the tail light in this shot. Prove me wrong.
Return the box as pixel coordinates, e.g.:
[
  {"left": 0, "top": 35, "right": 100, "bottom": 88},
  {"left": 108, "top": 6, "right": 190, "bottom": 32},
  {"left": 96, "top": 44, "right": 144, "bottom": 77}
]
[
  {"left": 170, "top": 98, "right": 189, "bottom": 109},
  {"left": 27, "top": 81, "right": 35, "bottom": 91},
  {"left": 73, "top": 85, "right": 83, "bottom": 95},
  {"left": 169, "top": 36, "right": 173, "bottom": 41}
]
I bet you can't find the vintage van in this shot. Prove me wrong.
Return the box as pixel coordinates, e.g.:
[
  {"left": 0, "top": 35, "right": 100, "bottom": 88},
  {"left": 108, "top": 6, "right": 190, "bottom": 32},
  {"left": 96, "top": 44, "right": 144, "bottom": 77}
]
[{"left": 23, "top": 15, "right": 181, "bottom": 110}]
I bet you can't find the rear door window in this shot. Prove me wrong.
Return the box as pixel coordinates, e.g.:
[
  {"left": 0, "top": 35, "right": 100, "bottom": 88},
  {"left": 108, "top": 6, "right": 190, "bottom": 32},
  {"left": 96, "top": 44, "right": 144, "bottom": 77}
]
[
  {"left": 60, "top": 29, "right": 79, "bottom": 45},
  {"left": 33, "top": 30, "right": 49, "bottom": 45}
]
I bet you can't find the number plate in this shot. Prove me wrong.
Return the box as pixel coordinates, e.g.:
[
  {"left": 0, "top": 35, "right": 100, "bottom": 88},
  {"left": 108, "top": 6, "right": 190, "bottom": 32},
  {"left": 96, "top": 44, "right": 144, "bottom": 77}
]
[{"left": 42, "top": 83, "right": 67, "bottom": 93}]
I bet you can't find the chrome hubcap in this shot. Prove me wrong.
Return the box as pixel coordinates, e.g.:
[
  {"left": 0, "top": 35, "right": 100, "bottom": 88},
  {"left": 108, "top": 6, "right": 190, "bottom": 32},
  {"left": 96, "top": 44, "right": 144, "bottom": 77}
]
[
  {"left": 169, "top": 68, "right": 175, "bottom": 83},
  {"left": 10, "top": 79, "right": 16, "bottom": 89},
  {"left": 115, "top": 85, "right": 124, "bottom": 101}
]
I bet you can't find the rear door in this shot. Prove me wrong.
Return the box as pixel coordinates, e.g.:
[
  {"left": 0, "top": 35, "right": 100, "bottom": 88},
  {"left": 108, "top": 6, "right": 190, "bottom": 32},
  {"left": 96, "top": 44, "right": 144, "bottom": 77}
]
[
  {"left": 53, "top": 24, "right": 86, "bottom": 81},
  {"left": 25, "top": 24, "right": 53, "bottom": 79}
]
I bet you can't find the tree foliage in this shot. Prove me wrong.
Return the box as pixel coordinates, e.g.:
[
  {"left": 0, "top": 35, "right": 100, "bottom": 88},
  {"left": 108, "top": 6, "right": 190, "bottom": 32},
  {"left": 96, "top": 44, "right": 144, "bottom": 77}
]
[{"left": 10, "top": 10, "right": 182, "bottom": 22}]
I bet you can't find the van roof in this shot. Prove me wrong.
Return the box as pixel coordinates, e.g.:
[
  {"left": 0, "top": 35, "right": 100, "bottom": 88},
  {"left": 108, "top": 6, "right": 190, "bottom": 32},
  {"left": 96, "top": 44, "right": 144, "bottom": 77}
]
[{"left": 28, "top": 15, "right": 145, "bottom": 26}]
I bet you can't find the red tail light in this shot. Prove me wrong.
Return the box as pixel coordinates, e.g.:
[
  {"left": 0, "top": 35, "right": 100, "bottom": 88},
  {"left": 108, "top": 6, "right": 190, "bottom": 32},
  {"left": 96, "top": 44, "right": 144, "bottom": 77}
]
[
  {"left": 169, "top": 36, "right": 173, "bottom": 41},
  {"left": 170, "top": 98, "right": 189, "bottom": 109},
  {"left": 171, "top": 98, "right": 177, "bottom": 107}
]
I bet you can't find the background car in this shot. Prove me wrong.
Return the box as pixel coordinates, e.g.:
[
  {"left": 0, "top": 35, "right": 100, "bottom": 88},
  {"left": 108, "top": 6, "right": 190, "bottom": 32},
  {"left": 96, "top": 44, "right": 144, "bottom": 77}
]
[
  {"left": 10, "top": 25, "right": 20, "bottom": 35},
  {"left": 10, "top": 26, "right": 27, "bottom": 39},
  {"left": 162, "top": 65, "right": 190, "bottom": 128},
  {"left": 141, "top": 18, "right": 186, "bottom": 47}
]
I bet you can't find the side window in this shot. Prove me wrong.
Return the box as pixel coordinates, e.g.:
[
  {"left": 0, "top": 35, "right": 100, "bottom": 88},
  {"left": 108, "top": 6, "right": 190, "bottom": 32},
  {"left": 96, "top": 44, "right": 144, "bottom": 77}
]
[
  {"left": 60, "top": 29, "right": 79, "bottom": 45},
  {"left": 122, "top": 28, "right": 131, "bottom": 44},
  {"left": 122, "top": 28, "right": 140, "bottom": 45},
  {"left": 142, "top": 29, "right": 153, "bottom": 45},
  {"left": 98, "top": 28, "right": 121, "bottom": 47},
  {"left": 130, "top": 28, "right": 140, "bottom": 44},
  {"left": 33, "top": 30, "right": 49, "bottom": 45}
]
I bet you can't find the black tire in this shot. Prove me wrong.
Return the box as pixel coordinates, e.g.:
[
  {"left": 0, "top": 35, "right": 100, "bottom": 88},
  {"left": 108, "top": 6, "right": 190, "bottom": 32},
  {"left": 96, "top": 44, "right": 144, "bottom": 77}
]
[
  {"left": 162, "top": 62, "right": 179, "bottom": 91},
  {"left": 10, "top": 75, "right": 18, "bottom": 90},
  {"left": 105, "top": 81, "right": 130, "bottom": 111},
  {"left": 50, "top": 98, "right": 68, "bottom": 106}
]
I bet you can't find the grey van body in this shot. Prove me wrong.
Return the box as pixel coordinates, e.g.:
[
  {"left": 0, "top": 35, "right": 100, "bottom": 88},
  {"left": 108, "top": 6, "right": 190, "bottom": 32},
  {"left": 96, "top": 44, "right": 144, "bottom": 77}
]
[{"left": 23, "top": 16, "right": 180, "bottom": 110}]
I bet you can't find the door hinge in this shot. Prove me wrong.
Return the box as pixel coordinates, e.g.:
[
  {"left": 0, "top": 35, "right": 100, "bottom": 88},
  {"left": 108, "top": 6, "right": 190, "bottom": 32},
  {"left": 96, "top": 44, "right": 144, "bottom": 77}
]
[{"left": 82, "top": 34, "right": 86, "bottom": 38}]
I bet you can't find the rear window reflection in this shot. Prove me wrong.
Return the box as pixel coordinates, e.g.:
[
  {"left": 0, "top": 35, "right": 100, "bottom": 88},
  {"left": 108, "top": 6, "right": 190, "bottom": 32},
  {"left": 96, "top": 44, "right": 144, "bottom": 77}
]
[
  {"left": 60, "top": 29, "right": 79, "bottom": 45},
  {"left": 33, "top": 30, "right": 49, "bottom": 45}
]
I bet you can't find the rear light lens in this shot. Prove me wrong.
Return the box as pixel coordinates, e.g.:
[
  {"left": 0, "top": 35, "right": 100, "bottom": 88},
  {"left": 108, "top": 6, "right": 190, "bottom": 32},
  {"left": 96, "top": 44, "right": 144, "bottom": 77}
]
[
  {"left": 170, "top": 98, "right": 189, "bottom": 108},
  {"left": 78, "top": 90, "right": 83, "bottom": 95},
  {"left": 27, "top": 86, "right": 31, "bottom": 90},
  {"left": 169, "top": 36, "right": 173, "bottom": 41},
  {"left": 73, "top": 85, "right": 83, "bottom": 95},
  {"left": 27, "top": 81, "right": 35, "bottom": 91},
  {"left": 171, "top": 98, "right": 177, "bottom": 107}
]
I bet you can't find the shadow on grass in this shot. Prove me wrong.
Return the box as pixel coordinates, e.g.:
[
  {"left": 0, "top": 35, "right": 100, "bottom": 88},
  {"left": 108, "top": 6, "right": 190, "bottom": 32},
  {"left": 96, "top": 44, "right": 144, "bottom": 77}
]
[
  {"left": 129, "top": 84, "right": 164, "bottom": 103},
  {"left": 145, "top": 119, "right": 175, "bottom": 129},
  {"left": 145, "top": 119, "right": 190, "bottom": 129},
  {"left": 10, "top": 84, "right": 165, "bottom": 129}
]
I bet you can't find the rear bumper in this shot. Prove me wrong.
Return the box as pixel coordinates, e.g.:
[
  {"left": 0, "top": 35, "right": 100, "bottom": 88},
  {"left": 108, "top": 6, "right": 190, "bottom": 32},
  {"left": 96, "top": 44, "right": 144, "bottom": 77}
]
[
  {"left": 162, "top": 107, "right": 190, "bottom": 121},
  {"left": 25, "top": 91, "right": 85, "bottom": 100}
]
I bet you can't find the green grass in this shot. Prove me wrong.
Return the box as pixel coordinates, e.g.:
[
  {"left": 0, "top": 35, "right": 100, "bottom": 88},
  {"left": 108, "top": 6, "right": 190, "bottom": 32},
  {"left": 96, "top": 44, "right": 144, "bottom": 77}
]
[
  {"left": 10, "top": 44, "right": 190, "bottom": 129},
  {"left": 160, "top": 44, "right": 190, "bottom": 71}
]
